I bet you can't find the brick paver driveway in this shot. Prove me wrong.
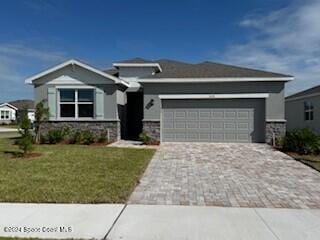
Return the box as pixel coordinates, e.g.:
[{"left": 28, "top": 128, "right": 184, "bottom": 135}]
[{"left": 129, "top": 143, "right": 320, "bottom": 208}]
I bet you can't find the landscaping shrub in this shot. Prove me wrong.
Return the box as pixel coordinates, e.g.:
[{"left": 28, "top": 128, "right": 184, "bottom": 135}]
[
  {"left": 17, "top": 113, "right": 34, "bottom": 156},
  {"left": 283, "top": 128, "right": 320, "bottom": 154},
  {"left": 139, "top": 131, "right": 151, "bottom": 144},
  {"left": 97, "top": 131, "right": 109, "bottom": 143},
  {"left": 47, "top": 129, "right": 65, "bottom": 144},
  {"left": 82, "top": 130, "right": 95, "bottom": 145},
  {"left": 68, "top": 131, "right": 81, "bottom": 144}
]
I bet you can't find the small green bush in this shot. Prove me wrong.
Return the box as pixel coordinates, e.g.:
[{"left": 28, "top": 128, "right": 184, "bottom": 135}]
[
  {"left": 139, "top": 131, "right": 151, "bottom": 144},
  {"left": 283, "top": 128, "right": 320, "bottom": 154},
  {"left": 47, "top": 129, "right": 65, "bottom": 144},
  {"left": 18, "top": 114, "right": 34, "bottom": 155},
  {"left": 98, "top": 131, "right": 108, "bottom": 143},
  {"left": 82, "top": 130, "right": 95, "bottom": 145},
  {"left": 68, "top": 131, "right": 82, "bottom": 144}
]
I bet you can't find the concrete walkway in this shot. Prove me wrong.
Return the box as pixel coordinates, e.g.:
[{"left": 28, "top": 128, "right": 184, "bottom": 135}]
[
  {"left": 108, "top": 140, "right": 159, "bottom": 149},
  {"left": 1, "top": 203, "right": 319, "bottom": 240},
  {"left": 0, "top": 127, "right": 18, "bottom": 132}
]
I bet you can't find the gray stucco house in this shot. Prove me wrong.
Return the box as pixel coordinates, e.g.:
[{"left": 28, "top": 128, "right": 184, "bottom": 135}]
[
  {"left": 25, "top": 58, "right": 293, "bottom": 143},
  {"left": 286, "top": 85, "right": 320, "bottom": 133}
]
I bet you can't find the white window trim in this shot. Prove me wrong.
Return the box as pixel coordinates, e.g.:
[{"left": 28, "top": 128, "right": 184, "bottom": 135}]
[
  {"left": 58, "top": 89, "right": 95, "bottom": 120},
  {"left": 159, "top": 93, "right": 269, "bottom": 99}
]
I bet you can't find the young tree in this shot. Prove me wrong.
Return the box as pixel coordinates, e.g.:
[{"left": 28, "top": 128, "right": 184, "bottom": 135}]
[
  {"left": 34, "top": 100, "right": 49, "bottom": 143},
  {"left": 18, "top": 112, "right": 33, "bottom": 156}
]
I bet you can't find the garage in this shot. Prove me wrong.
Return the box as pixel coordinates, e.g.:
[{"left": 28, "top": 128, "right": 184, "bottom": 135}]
[{"left": 161, "top": 98, "right": 265, "bottom": 143}]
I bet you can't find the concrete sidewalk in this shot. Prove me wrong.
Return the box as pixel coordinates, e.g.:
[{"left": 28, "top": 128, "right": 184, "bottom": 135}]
[
  {"left": 107, "top": 205, "right": 320, "bottom": 240},
  {"left": 0, "top": 203, "right": 319, "bottom": 240},
  {"left": 0, "top": 203, "right": 124, "bottom": 239}
]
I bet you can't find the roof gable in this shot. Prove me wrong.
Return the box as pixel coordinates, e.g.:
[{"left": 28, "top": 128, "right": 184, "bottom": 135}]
[
  {"left": 0, "top": 103, "right": 18, "bottom": 110},
  {"left": 286, "top": 85, "right": 320, "bottom": 100},
  {"left": 25, "top": 59, "right": 129, "bottom": 87}
]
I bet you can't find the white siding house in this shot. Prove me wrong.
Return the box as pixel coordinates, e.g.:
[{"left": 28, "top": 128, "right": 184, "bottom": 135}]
[{"left": 0, "top": 103, "right": 17, "bottom": 123}]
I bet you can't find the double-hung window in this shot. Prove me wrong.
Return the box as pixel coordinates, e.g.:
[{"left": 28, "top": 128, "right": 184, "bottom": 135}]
[
  {"left": 59, "top": 89, "right": 94, "bottom": 119},
  {"left": 304, "top": 101, "right": 314, "bottom": 121},
  {"left": 0, "top": 110, "right": 10, "bottom": 120}
]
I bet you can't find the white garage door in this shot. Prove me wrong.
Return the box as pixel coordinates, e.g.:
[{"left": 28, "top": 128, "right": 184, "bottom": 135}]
[{"left": 161, "top": 99, "right": 265, "bottom": 143}]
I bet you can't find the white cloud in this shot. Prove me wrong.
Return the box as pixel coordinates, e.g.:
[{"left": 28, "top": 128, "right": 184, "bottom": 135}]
[
  {"left": 222, "top": 0, "right": 320, "bottom": 95},
  {"left": 0, "top": 43, "right": 66, "bottom": 102},
  {"left": 0, "top": 44, "right": 65, "bottom": 63}
]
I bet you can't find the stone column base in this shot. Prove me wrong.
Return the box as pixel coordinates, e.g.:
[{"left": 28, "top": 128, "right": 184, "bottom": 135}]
[
  {"left": 142, "top": 120, "right": 160, "bottom": 141},
  {"left": 265, "top": 121, "right": 286, "bottom": 145}
]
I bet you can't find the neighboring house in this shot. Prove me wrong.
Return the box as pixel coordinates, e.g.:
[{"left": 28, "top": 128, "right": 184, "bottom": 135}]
[
  {"left": 25, "top": 58, "right": 293, "bottom": 143},
  {"left": 0, "top": 103, "right": 17, "bottom": 124},
  {"left": 9, "top": 99, "right": 35, "bottom": 123},
  {"left": 285, "top": 85, "right": 320, "bottom": 133}
]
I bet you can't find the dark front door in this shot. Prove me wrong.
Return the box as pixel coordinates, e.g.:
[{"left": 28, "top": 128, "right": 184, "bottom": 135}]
[{"left": 126, "top": 92, "right": 143, "bottom": 139}]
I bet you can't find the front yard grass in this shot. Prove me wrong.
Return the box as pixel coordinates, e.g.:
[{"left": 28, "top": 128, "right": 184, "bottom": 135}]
[
  {"left": 287, "top": 152, "right": 320, "bottom": 172},
  {"left": 0, "top": 138, "right": 155, "bottom": 203}
]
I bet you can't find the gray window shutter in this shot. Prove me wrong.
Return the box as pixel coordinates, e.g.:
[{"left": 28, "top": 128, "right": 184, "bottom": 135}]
[
  {"left": 95, "top": 88, "right": 104, "bottom": 120},
  {"left": 47, "top": 87, "right": 57, "bottom": 119}
]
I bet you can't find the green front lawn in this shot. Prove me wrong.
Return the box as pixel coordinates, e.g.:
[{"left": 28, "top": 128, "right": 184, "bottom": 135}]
[
  {"left": 0, "top": 138, "right": 155, "bottom": 203},
  {"left": 288, "top": 153, "right": 320, "bottom": 171}
]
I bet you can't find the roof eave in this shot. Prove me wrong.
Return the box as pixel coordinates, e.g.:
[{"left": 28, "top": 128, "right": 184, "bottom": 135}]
[
  {"left": 0, "top": 103, "right": 18, "bottom": 110},
  {"left": 137, "top": 77, "right": 294, "bottom": 83}
]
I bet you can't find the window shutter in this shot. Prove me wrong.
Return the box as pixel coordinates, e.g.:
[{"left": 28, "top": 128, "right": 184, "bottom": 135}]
[
  {"left": 95, "top": 88, "right": 104, "bottom": 120},
  {"left": 47, "top": 87, "right": 57, "bottom": 119}
]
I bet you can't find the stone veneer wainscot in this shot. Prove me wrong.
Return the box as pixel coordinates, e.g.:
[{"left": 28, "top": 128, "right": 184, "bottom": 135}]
[{"left": 39, "top": 121, "right": 121, "bottom": 142}]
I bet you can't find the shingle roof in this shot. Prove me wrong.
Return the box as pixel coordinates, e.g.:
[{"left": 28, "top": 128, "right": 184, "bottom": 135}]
[
  {"left": 104, "top": 68, "right": 119, "bottom": 77},
  {"left": 9, "top": 99, "right": 34, "bottom": 110},
  {"left": 104, "top": 58, "right": 292, "bottom": 79},
  {"left": 286, "top": 85, "right": 320, "bottom": 100},
  {"left": 114, "top": 58, "right": 152, "bottom": 64}
]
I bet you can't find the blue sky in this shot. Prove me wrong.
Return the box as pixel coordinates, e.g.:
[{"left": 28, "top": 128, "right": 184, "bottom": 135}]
[{"left": 0, "top": 0, "right": 319, "bottom": 102}]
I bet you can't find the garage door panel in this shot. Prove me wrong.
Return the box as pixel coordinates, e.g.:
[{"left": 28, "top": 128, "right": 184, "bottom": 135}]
[
  {"left": 175, "top": 110, "right": 186, "bottom": 119},
  {"left": 237, "top": 110, "right": 250, "bottom": 119},
  {"left": 237, "top": 133, "right": 250, "bottom": 142},
  {"left": 199, "top": 110, "right": 211, "bottom": 119},
  {"left": 237, "top": 122, "right": 250, "bottom": 131},
  {"left": 187, "top": 111, "right": 198, "bottom": 120},
  {"left": 212, "top": 111, "right": 224, "bottom": 119},
  {"left": 224, "top": 110, "right": 237, "bottom": 119},
  {"left": 161, "top": 99, "right": 265, "bottom": 143},
  {"left": 174, "top": 121, "right": 186, "bottom": 129},
  {"left": 199, "top": 122, "right": 211, "bottom": 129},
  {"left": 186, "top": 121, "right": 199, "bottom": 129},
  {"left": 212, "top": 122, "right": 224, "bottom": 130},
  {"left": 224, "top": 122, "right": 236, "bottom": 130},
  {"left": 163, "top": 121, "right": 174, "bottom": 129}
]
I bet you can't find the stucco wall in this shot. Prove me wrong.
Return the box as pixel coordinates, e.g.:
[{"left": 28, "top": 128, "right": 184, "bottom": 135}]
[
  {"left": 142, "top": 82, "right": 285, "bottom": 121},
  {"left": 285, "top": 95, "right": 320, "bottom": 133}
]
